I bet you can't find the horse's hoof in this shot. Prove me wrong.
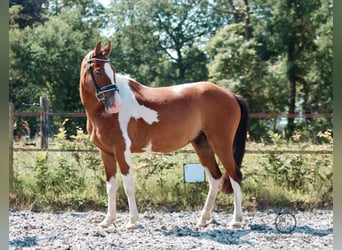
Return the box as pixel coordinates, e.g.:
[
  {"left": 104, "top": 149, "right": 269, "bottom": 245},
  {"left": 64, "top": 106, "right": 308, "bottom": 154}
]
[
  {"left": 196, "top": 222, "right": 207, "bottom": 228},
  {"left": 126, "top": 222, "right": 143, "bottom": 230},
  {"left": 99, "top": 221, "right": 111, "bottom": 228},
  {"left": 229, "top": 221, "right": 242, "bottom": 229},
  {"left": 196, "top": 219, "right": 211, "bottom": 228},
  {"left": 99, "top": 218, "right": 115, "bottom": 228}
]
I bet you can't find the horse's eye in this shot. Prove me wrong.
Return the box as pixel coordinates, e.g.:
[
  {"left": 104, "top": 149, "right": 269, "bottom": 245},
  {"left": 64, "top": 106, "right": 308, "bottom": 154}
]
[{"left": 95, "top": 70, "right": 102, "bottom": 76}]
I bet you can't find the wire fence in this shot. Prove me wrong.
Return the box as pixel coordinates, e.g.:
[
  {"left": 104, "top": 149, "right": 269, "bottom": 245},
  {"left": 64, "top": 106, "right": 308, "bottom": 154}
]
[{"left": 11, "top": 109, "right": 333, "bottom": 155}]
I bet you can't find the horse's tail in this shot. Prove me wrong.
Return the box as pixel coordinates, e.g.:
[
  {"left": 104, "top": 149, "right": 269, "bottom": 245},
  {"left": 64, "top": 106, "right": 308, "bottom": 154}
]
[
  {"left": 222, "top": 95, "right": 249, "bottom": 194},
  {"left": 233, "top": 95, "right": 249, "bottom": 169}
]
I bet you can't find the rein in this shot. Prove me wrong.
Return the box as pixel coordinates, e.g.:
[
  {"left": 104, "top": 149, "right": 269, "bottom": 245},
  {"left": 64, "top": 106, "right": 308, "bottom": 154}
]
[{"left": 87, "top": 55, "right": 119, "bottom": 102}]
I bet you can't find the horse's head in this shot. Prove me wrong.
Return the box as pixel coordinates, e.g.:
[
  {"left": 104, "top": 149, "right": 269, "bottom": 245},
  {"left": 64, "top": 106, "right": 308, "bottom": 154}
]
[{"left": 81, "top": 41, "right": 121, "bottom": 114}]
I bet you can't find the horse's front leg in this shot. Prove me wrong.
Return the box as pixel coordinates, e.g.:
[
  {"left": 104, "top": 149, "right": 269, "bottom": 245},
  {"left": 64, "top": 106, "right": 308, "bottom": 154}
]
[
  {"left": 116, "top": 149, "right": 140, "bottom": 229},
  {"left": 99, "top": 150, "right": 118, "bottom": 228},
  {"left": 122, "top": 169, "right": 140, "bottom": 229}
]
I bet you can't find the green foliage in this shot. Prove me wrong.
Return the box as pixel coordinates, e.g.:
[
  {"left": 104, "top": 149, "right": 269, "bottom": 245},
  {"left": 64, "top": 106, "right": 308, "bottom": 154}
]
[
  {"left": 9, "top": 3, "right": 104, "bottom": 136},
  {"left": 9, "top": 0, "right": 333, "bottom": 213},
  {"left": 133, "top": 153, "right": 209, "bottom": 210},
  {"left": 205, "top": 0, "right": 332, "bottom": 140},
  {"left": 33, "top": 151, "right": 50, "bottom": 194},
  {"left": 253, "top": 131, "right": 333, "bottom": 207},
  {"left": 107, "top": 0, "right": 220, "bottom": 84},
  {"left": 9, "top": 0, "right": 49, "bottom": 28},
  {"left": 11, "top": 128, "right": 332, "bottom": 212},
  {"left": 9, "top": 0, "right": 333, "bottom": 141}
]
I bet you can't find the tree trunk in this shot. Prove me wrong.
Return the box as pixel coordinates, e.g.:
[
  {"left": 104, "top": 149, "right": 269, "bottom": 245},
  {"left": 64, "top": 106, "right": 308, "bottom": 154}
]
[
  {"left": 287, "top": 39, "right": 296, "bottom": 138},
  {"left": 40, "top": 96, "right": 49, "bottom": 149},
  {"left": 176, "top": 49, "right": 185, "bottom": 83},
  {"left": 243, "top": 0, "right": 251, "bottom": 40}
]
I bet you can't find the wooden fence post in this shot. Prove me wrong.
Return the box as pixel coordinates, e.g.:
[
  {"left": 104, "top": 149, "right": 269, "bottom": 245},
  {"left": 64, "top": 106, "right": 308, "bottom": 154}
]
[
  {"left": 9, "top": 102, "right": 14, "bottom": 192},
  {"left": 40, "top": 96, "right": 49, "bottom": 150}
]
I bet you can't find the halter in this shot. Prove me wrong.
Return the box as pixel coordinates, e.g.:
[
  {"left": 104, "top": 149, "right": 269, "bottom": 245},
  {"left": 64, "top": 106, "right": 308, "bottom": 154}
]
[{"left": 87, "top": 55, "right": 119, "bottom": 102}]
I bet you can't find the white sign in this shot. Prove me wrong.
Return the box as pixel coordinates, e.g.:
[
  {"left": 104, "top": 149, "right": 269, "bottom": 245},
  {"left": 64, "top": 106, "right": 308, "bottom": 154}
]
[{"left": 183, "top": 163, "right": 205, "bottom": 183}]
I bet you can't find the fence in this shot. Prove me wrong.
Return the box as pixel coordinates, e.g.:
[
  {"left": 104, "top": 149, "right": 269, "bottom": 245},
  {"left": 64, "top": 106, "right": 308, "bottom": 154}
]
[
  {"left": 9, "top": 100, "right": 333, "bottom": 191},
  {"left": 10, "top": 100, "right": 333, "bottom": 153},
  {"left": 10, "top": 110, "right": 333, "bottom": 153}
]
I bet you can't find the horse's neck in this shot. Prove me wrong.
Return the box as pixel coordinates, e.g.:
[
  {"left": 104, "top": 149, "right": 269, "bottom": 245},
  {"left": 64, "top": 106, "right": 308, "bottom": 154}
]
[
  {"left": 117, "top": 75, "right": 145, "bottom": 100},
  {"left": 128, "top": 80, "right": 144, "bottom": 96}
]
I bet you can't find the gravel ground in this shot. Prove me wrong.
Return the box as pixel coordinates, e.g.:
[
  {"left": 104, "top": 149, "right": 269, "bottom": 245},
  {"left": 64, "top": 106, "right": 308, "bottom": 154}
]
[{"left": 9, "top": 208, "right": 333, "bottom": 249}]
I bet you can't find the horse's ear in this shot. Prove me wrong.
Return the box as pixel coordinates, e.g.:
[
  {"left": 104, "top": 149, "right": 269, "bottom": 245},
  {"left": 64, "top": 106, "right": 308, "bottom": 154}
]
[
  {"left": 93, "top": 41, "right": 102, "bottom": 57},
  {"left": 103, "top": 41, "right": 112, "bottom": 57}
]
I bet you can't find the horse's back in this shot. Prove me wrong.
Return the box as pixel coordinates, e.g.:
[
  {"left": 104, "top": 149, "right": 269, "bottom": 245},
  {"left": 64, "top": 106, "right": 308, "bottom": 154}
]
[
  {"left": 141, "top": 80, "right": 241, "bottom": 130},
  {"left": 181, "top": 81, "right": 241, "bottom": 123}
]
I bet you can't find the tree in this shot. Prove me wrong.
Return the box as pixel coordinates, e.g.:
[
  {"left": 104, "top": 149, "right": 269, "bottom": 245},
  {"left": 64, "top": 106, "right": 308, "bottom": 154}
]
[
  {"left": 9, "top": 0, "right": 49, "bottom": 28},
  {"left": 9, "top": 5, "right": 104, "bottom": 135},
  {"left": 206, "top": 23, "right": 288, "bottom": 140},
  {"left": 206, "top": 0, "right": 333, "bottom": 140},
  {"left": 257, "top": 0, "right": 333, "bottom": 137},
  {"left": 107, "top": 0, "right": 222, "bottom": 85},
  {"left": 107, "top": 2, "right": 166, "bottom": 86},
  {"left": 9, "top": 0, "right": 332, "bottom": 141}
]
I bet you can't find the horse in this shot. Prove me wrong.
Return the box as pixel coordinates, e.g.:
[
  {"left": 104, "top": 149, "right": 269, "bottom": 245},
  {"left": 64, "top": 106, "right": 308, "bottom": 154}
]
[{"left": 79, "top": 41, "right": 249, "bottom": 229}]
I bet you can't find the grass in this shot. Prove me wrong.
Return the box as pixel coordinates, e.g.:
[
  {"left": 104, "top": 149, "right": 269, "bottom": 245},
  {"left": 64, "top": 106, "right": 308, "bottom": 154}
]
[{"left": 10, "top": 129, "right": 333, "bottom": 213}]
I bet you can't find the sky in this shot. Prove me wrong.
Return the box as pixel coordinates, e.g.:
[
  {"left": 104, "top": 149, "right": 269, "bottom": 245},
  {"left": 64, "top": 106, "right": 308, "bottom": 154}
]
[
  {"left": 97, "top": 0, "right": 114, "bottom": 37},
  {"left": 98, "top": 0, "right": 111, "bottom": 8}
]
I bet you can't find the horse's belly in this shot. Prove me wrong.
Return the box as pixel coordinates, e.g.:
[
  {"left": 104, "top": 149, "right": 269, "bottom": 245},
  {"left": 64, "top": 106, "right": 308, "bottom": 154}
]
[
  {"left": 129, "top": 119, "right": 200, "bottom": 153},
  {"left": 147, "top": 137, "right": 192, "bottom": 153}
]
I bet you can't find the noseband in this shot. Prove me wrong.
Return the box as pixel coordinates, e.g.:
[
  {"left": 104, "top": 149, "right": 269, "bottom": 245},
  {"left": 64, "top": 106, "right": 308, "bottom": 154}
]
[{"left": 87, "top": 55, "right": 119, "bottom": 102}]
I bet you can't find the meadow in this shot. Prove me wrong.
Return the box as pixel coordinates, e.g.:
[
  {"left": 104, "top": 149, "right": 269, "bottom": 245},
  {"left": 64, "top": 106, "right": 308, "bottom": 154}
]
[{"left": 10, "top": 127, "right": 333, "bottom": 214}]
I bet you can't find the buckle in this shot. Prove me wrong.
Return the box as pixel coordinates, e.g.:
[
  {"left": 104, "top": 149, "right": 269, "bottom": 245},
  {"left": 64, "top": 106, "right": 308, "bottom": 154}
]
[{"left": 95, "top": 84, "right": 119, "bottom": 102}]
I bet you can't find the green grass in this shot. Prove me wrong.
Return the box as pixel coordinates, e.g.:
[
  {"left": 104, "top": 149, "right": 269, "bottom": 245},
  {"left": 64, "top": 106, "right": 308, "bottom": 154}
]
[{"left": 10, "top": 129, "right": 333, "bottom": 213}]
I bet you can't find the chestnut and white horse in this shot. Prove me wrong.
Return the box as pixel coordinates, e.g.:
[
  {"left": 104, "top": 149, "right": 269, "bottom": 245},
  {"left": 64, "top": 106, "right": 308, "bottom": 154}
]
[{"left": 79, "top": 41, "right": 249, "bottom": 229}]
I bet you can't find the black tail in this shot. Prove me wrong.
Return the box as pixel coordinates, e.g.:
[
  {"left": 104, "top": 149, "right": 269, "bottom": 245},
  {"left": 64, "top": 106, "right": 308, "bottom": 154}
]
[
  {"left": 233, "top": 95, "right": 249, "bottom": 168},
  {"left": 222, "top": 95, "right": 249, "bottom": 194}
]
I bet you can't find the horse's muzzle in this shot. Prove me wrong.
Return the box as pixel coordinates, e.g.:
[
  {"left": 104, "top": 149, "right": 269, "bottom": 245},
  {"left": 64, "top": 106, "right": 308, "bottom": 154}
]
[{"left": 104, "top": 91, "right": 121, "bottom": 114}]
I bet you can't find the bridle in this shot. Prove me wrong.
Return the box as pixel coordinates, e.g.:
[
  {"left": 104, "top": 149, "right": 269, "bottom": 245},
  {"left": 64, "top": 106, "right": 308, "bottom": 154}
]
[{"left": 87, "top": 55, "right": 119, "bottom": 102}]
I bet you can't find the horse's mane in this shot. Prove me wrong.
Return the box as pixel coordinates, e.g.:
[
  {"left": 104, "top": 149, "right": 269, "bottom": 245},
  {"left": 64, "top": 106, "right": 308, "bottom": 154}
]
[{"left": 116, "top": 73, "right": 134, "bottom": 82}]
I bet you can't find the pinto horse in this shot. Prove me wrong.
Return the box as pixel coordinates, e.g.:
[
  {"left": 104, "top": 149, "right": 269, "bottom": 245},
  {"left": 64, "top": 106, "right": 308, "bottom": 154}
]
[{"left": 79, "top": 41, "right": 249, "bottom": 229}]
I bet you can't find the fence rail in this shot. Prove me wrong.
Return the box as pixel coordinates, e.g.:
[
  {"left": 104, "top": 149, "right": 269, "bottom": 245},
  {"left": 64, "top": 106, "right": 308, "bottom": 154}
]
[
  {"left": 11, "top": 110, "right": 333, "bottom": 155},
  {"left": 13, "top": 112, "right": 333, "bottom": 119},
  {"left": 10, "top": 107, "right": 333, "bottom": 191},
  {"left": 12, "top": 148, "right": 333, "bottom": 154}
]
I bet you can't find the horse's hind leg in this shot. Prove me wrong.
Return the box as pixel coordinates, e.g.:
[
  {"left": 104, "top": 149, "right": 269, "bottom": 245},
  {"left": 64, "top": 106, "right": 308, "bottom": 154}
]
[
  {"left": 207, "top": 136, "right": 243, "bottom": 228},
  {"left": 191, "top": 132, "right": 222, "bottom": 227}
]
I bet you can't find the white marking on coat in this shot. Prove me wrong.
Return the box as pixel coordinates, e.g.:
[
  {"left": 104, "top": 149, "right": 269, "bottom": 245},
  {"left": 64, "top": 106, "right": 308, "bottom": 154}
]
[
  {"left": 197, "top": 167, "right": 222, "bottom": 226},
  {"left": 116, "top": 75, "right": 159, "bottom": 166},
  {"left": 229, "top": 176, "right": 243, "bottom": 223},
  {"left": 104, "top": 63, "right": 115, "bottom": 84},
  {"left": 106, "top": 176, "right": 117, "bottom": 215},
  {"left": 143, "top": 141, "right": 153, "bottom": 153},
  {"left": 121, "top": 168, "right": 139, "bottom": 225},
  {"left": 115, "top": 75, "right": 159, "bottom": 226},
  {"left": 117, "top": 76, "right": 159, "bottom": 124},
  {"left": 100, "top": 176, "right": 117, "bottom": 227}
]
